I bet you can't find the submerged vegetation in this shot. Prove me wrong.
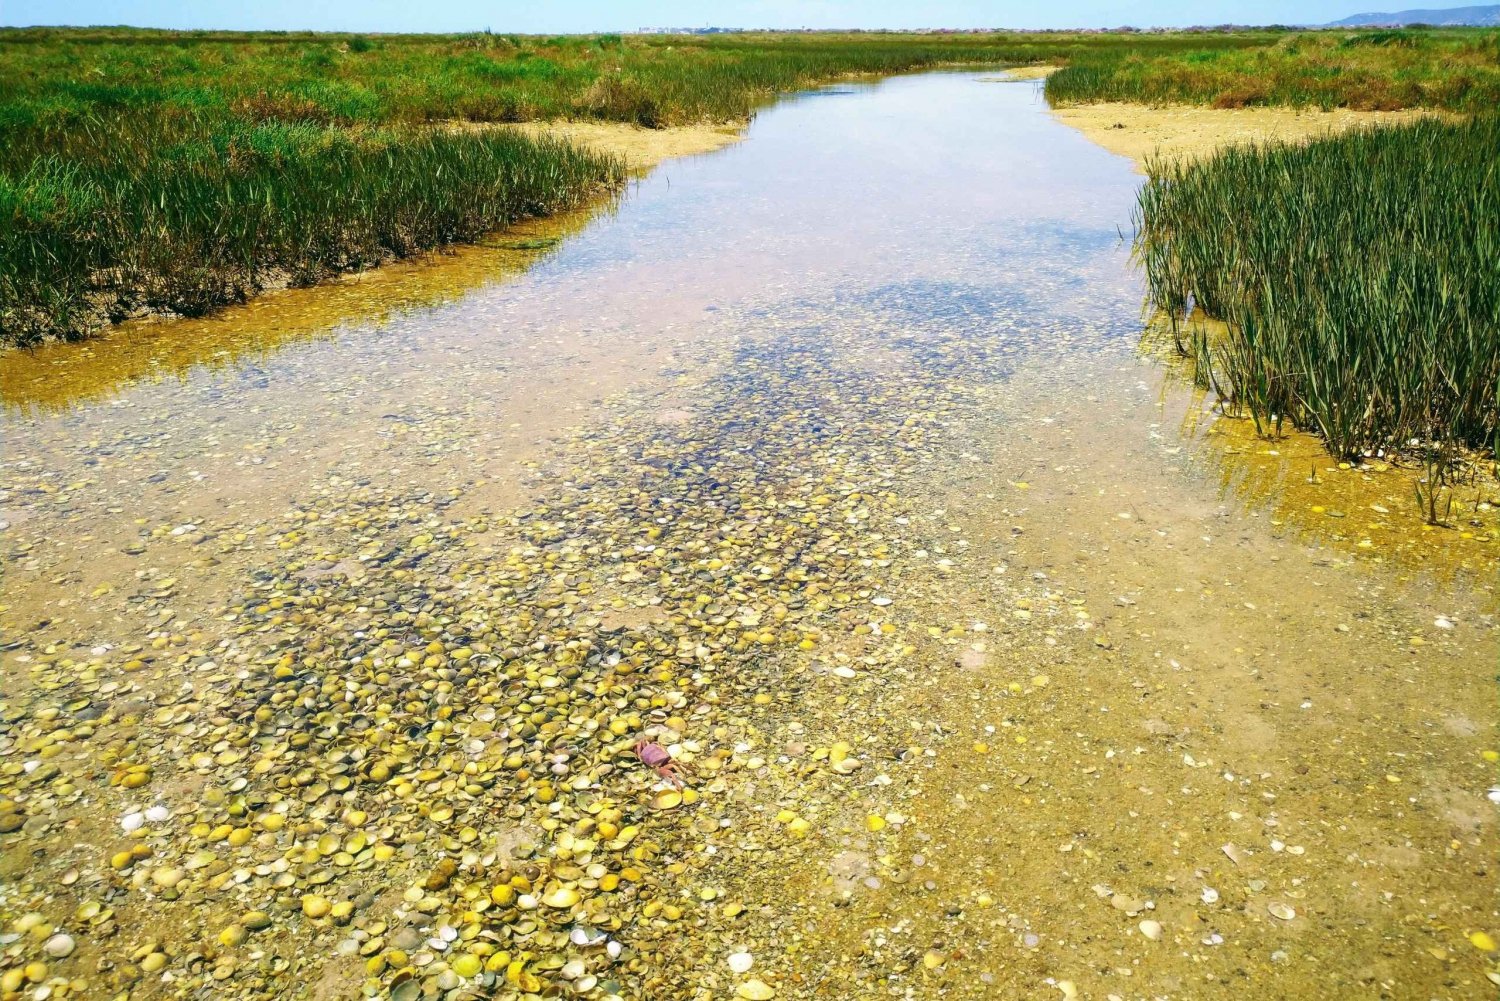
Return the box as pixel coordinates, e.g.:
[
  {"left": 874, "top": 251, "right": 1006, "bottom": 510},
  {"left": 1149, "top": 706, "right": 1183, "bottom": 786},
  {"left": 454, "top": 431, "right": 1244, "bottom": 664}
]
[{"left": 1136, "top": 114, "right": 1500, "bottom": 477}]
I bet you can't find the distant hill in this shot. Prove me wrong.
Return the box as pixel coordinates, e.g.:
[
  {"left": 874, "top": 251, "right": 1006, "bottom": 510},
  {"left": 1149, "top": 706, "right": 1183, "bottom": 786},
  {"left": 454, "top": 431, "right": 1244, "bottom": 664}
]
[{"left": 1325, "top": 4, "right": 1500, "bottom": 25}]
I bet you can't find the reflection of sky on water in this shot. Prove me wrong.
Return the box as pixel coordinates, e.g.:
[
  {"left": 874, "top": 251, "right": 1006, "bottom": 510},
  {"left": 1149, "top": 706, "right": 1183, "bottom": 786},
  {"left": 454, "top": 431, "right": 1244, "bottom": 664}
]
[{"left": 3, "top": 71, "right": 1143, "bottom": 421}]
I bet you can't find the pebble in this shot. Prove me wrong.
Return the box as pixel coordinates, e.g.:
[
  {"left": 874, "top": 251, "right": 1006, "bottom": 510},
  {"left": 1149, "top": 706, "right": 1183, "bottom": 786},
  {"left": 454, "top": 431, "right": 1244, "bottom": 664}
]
[{"left": 737, "top": 979, "right": 776, "bottom": 1000}]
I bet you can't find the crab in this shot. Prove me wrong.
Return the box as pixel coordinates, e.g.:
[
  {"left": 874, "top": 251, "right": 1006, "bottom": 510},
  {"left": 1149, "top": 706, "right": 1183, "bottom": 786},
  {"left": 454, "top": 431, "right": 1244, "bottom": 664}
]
[{"left": 633, "top": 740, "right": 687, "bottom": 789}]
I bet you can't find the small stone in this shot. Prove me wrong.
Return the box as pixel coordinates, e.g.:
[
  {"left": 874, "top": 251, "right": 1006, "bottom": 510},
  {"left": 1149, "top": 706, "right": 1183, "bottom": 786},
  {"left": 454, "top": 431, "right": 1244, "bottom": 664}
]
[
  {"left": 301, "top": 895, "right": 331, "bottom": 919},
  {"left": 1139, "top": 919, "right": 1162, "bottom": 941},
  {"left": 737, "top": 979, "right": 776, "bottom": 1000}
]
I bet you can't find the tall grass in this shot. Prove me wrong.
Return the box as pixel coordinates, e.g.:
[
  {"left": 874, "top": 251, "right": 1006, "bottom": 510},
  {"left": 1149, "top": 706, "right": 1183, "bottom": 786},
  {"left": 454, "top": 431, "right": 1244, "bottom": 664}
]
[
  {"left": 1047, "top": 29, "right": 1500, "bottom": 110},
  {"left": 0, "top": 114, "right": 622, "bottom": 344},
  {"left": 0, "top": 27, "right": 1287, "bottom": 343},
  {"left": 0, "top": 28, "right": 1280, "bottom": 129},
  {"left": 2, "top": 26, "right": 1492, "bottom": 344},
  {"left": 1135, "top": 114, "right": 1500, "bottom": 465}
]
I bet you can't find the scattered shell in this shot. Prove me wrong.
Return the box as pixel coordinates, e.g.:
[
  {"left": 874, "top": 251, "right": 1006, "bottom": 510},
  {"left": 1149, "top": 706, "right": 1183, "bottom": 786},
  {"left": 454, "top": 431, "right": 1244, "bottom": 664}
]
[
  {"left": 43, "top": 934, "right": 75, "bottom": 959},
  {"left": 728, "top": 952, "right": 754, "bottom": 974},
  {"left": 1268, "top": 902, "right": 1296, "bottom": 921},
  {"left": 543, "top": 888, "right": 581, "bottom": 909},
  {"left": 651, "top": 790, "right": 684, "bottom": 811}
]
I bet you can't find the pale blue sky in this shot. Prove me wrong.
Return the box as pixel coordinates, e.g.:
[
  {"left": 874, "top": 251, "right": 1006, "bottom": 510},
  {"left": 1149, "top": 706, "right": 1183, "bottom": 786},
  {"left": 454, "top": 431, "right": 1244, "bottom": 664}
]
[{"left": 2, "top": 1, "right": 1378, "bottom": 32}]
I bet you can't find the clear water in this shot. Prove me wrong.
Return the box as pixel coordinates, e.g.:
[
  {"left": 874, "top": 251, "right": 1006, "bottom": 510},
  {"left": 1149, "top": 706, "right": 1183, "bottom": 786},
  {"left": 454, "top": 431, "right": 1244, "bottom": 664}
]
[{"left": 1, "top": 72, "right": 1494, "bottom": 1001}]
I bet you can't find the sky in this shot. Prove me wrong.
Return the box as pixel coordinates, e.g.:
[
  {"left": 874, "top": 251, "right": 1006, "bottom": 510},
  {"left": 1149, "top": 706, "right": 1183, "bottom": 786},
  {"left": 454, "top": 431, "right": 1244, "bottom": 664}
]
[{"left": 0, "top": 1, "right": 1385, "bottom": 33}]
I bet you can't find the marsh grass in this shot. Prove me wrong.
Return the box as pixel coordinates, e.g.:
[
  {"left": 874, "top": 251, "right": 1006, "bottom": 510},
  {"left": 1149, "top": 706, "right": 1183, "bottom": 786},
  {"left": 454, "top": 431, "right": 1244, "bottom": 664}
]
[
  {"left": 0, "top": 114, "right": 622, "bottom": 343},
  {"left": 1046, "top": 28, "right": 1500, "bottom": 111},
  {"left": 1135, "top": 114, "right": 1500, "bottom": 474},
  {"left": 0, "top": 28, "right": 1276, "bottom": 130},
  {"left": 2, "top": 26, "right": 1495, "bottom": 343}
]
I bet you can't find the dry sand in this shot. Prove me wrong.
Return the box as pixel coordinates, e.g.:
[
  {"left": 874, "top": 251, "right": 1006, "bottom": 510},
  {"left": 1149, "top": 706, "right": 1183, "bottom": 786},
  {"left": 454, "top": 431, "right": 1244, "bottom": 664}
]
[
  {"left": 1051, "top": 102, "right": 1443, "bottom": 169},
  {"left": 509, "top": 120, "right": 745, "bottom": 172}
]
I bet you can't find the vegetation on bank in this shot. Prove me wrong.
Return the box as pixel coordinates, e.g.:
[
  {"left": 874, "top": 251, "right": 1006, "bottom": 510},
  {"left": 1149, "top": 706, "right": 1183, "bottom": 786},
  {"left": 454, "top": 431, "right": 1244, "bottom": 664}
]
[
  {"left": 0, "top": 28, "right": 1275, "bottom": 129},
  {"left": 1046, "top": 28, "right": 1500, "bottom": 110},
  {"left": 1136, "top": 114, "right": 1500, "bottom": 490},
  {"left": 0, "top": 118, "right": 621, "bottom": 344},
  {"left": 0, "top": 27, "right": 1278, "bottom": 345},
  {"left": 2, "top": 26, "right": 1497, "bottom": 347}
]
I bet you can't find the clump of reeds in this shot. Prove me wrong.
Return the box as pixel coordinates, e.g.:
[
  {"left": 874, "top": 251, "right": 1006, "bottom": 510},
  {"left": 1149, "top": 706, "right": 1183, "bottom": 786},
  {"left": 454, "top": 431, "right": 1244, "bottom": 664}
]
[
  {"left": 0, "top": 113, "right": 622, "bottom": 344},
  {"left": 1134, "top": 113, "right": 1499, "bottom": 471}
]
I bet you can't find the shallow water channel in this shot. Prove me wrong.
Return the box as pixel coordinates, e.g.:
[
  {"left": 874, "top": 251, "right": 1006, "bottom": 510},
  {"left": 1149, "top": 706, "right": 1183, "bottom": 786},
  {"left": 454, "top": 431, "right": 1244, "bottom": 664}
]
[{"left": 2, "top": 72, "right": 1496, "bottom": 1001}]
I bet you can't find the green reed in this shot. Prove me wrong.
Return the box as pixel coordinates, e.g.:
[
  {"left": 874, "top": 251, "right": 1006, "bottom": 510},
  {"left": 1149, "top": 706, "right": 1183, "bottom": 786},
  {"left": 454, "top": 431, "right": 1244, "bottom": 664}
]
[
  {"left": 1, "top": 26, "right": 1488, "bottom": 343},
  {"left": 0, "top": 28, "right": 1278, "bottom": 130},
  {"left": 1046, "top": 28, "right": 1500, "bottom": 110},
  {"left": 1134, "top": 114, "right": 1499, "bottom": 463},
  {"left": 0, "top": 27, "right": 1283, "bottom": 343},
  {"left": 0, "top": 113, "right": 622, "bottom": 344}
]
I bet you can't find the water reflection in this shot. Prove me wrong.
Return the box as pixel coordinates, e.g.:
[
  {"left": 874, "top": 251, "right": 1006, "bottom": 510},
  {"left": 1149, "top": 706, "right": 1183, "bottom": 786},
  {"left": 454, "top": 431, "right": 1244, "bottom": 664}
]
[{"left": 0, "top": 208, "right": 608, "bottom": 415}]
